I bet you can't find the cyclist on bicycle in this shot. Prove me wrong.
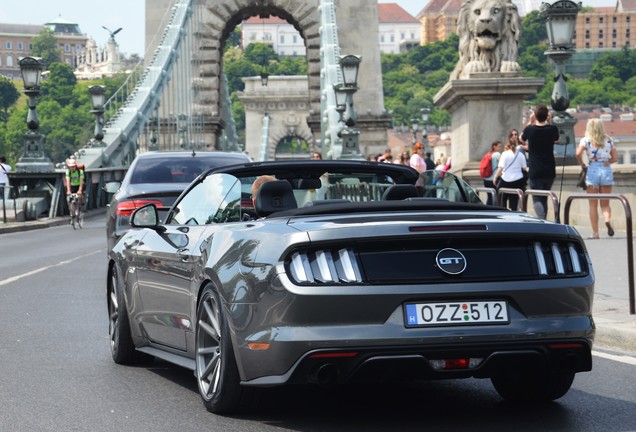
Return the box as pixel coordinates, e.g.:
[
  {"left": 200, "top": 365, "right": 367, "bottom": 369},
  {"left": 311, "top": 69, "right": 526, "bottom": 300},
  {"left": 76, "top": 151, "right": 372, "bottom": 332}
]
[{"left": 65, "top": 158, "right": 84, "bottom": 200}]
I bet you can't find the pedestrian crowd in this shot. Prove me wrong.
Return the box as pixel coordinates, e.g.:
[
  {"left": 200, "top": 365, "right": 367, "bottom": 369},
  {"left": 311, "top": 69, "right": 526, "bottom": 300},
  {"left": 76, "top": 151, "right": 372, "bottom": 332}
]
[{"left": 478, "top": 103, "right": 617, "bottom": 238}]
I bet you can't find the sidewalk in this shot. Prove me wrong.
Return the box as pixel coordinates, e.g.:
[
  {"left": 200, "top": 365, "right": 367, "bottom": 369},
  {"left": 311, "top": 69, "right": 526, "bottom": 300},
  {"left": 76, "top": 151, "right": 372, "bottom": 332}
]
[
  {"left": 1, "top": 212, "right": 635, "bottom": 353},
  {"left": 0, "top": 208, "right": 107, "bottom": 234},
  {"left": 577, "top": 226, "right": 636, "bottom": 353}
]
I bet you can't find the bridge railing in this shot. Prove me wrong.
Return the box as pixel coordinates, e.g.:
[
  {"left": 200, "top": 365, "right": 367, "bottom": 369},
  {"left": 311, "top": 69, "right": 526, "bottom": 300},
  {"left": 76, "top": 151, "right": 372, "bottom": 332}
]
[
  {"left": 74, "top": 0, "right": 194, "bottom": 169},
  {"left": 2, "top": 167, "right": 128, "bottom": 223},
  {"left": 564, "top": 193, "right": 634, "bottom": 315}
]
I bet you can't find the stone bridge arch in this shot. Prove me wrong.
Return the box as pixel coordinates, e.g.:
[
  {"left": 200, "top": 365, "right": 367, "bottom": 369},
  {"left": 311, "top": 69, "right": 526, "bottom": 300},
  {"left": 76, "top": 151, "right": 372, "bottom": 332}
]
[{"left": 146, "top": 0, "right": 391, "bottom": 157}]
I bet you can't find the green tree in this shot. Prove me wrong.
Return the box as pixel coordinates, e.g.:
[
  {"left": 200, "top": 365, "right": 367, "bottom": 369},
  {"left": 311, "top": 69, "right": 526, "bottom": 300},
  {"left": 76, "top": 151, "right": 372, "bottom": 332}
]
[
  {"left": 224, "top": 56, "right": 259, "bottom": 94},
  {"left": 518, "top": 44, "right": 548, "bottom": 78},
  {"left": 0, "top": 77, "right": 20, "bottom": 122},
  {"left": 41, "top": 63, "right": 77, "bottom": 107},
  {"left": 225, "top": 27, "right": 242, "bottom": 51},
  {"left": 244, "top": 43, "right": 279, "bottom": 68},
  {"left": 519, "top": 10, "right": 547, "bottom": 51},
  {"left": 271, "top": 55, "right": 307, "bottom": 75},
  {"left": 30, "top": 28, "right": 62, "bottom": 68},
  {"left": 589, "top": 46, "right": 636, "bottom": 83}
]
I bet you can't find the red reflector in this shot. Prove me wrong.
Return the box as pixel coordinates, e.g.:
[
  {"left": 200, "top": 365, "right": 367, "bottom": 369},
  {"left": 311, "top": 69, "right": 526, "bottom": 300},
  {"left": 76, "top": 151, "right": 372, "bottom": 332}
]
[
  {"left": 409, "top": 224, "right": 487, "bottom": 232},
  {"left": 309, "top": 352, "right": 358, "bottom": 359},
  {"left": 548, "top": 343, "right": 584, "bottom": 349},
  {"left": 116, "top": 199, "right": 164, "bottom": 216},
  {"left": 445, "top": 358, "right": 470, "bottom": 369}
]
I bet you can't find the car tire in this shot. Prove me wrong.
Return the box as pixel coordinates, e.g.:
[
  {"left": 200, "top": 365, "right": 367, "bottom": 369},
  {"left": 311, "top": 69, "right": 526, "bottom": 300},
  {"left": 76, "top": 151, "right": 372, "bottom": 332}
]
[
  {"left": 195, "top": 285, "right": 254, "bottom": 414},
  {"left": 108, "top": 265, "right": 136, "bottom": 364},
  {"left": 491, "top": 366, "right": 575, "bottom": 402}
]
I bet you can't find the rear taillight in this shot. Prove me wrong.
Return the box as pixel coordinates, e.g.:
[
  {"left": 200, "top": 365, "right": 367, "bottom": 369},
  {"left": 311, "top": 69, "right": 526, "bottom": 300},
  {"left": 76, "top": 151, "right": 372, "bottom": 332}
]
[{"left": 116, "top": 199, "right": 164, "bottom": 216}]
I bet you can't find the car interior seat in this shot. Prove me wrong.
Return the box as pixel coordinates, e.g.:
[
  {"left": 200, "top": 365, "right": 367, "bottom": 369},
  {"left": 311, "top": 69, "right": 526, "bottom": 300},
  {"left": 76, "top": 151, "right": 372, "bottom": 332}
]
[
  {"left": 254, "top": 180, "right": 298, "bottom": 217},
  {"left": 381, "top": 184, "right": 420, "bottom": 200}
]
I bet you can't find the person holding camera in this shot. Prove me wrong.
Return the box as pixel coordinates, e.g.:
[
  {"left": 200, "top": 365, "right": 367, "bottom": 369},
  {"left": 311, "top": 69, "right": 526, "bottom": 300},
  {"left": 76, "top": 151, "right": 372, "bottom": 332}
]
[{"left": 520, "top": 104, "right": 560, "bottom": 219}]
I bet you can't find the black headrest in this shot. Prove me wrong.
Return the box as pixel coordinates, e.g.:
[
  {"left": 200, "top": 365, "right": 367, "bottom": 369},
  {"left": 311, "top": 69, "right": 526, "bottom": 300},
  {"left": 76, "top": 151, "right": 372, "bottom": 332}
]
[
  {"left": 255, "top": 180, "right": 298, "bottom": 217},
  {"left": 382, "top": 184, "right": 419, "bottom": 200}
]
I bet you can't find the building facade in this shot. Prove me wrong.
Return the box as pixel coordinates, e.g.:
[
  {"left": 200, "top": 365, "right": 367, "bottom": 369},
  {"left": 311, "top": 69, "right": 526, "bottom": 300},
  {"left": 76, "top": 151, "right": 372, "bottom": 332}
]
[
  {"left": 575, "top": 5, "right": 636, "bottom": 50},
  {"left": 0, "top": 17, "right": 87, "bottom": 78},
  {"left": 377, "top": 3, "right": 420, "bottom": 54},
  {"left": 241, "top": 15, "right": 306, "bottom": 56},
  {"left": 241, "top": 3, "right": 419, "bottom": 55}
]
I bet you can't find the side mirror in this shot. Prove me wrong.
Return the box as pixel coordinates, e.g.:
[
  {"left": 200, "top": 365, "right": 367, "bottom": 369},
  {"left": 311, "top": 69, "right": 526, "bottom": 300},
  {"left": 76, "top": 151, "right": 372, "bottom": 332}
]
[
  {"left": 104, "top": 181, "right": 121, "bottom": 194},
  {"left": 130, "top": 204, "right": 165, "bottom": 232}
]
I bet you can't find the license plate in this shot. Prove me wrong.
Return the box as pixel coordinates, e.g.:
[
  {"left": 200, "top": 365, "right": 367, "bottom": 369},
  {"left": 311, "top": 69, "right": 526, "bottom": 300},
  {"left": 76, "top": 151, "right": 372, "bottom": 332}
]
[{"left": 404, "top": 301, "right": 509, "bottom": 327}]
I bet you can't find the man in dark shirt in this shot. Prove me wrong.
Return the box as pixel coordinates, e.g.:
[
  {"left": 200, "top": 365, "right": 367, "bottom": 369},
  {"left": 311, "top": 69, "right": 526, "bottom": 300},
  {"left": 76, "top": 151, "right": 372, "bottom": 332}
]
[
  {"left": 424, "top": 152, "right": 436, "bottom": 171},
  {"left": 520, "top": 104, "right": 560, "bottom": 220}
]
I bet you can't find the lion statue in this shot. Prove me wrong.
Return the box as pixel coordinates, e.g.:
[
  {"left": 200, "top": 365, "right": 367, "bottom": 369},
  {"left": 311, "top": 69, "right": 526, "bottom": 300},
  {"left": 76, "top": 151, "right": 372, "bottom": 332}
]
[{"left": 450, "top": 0, "right": 522, "bottom": 80}]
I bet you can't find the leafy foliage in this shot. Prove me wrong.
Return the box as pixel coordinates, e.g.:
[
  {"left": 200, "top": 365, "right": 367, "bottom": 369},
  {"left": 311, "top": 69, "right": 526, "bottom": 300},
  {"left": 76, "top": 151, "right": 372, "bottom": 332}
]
[
  {"left": 30, "top": 28, "right": 62, "bottom": 68},
  {"left": 41, "top": 63, "right": 78, "bottom": 107},
  {"left": 0, "top": 63, "right": 111, "bottom": 164},
  {"left": 0, "top": 77, "right": 20, "bottom": 122}
]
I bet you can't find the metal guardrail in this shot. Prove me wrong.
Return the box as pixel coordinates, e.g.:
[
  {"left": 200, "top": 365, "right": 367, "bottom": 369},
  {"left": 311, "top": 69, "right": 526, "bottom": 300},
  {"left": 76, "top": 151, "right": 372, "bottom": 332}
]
[
  {"left": 3, "top": 167, "right": 127, "bottom": 222},
  {"left": 475, "top": 187, "right": 498, "bottom": 206},
  {"left": 522, "top": 189, "right": 561, "bottom": 223},
  {"left": 564, "top": 193, "right": 634, "bottom": 315},
  {"left": 497, "top": 187, "right": 525, "bottom": 211},
  {"left": 1, "top": 185, "right": 16, "bottom": 223}
]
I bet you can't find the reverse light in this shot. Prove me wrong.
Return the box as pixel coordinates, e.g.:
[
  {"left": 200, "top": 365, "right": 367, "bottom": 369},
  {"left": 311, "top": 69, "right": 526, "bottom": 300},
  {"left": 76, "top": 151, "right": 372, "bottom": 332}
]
[
  {"left": 429, "top": 358, "right": 483, "bottom": 370},
  {"left": 116, "top": 199, "right": 164, "bottom": 216}
]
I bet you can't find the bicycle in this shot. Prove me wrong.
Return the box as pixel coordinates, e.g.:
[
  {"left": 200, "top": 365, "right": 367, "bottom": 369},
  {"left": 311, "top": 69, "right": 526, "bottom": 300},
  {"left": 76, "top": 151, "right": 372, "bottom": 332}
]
[{"left": 68, "top": 193, "right": 82, "bottom": 229}]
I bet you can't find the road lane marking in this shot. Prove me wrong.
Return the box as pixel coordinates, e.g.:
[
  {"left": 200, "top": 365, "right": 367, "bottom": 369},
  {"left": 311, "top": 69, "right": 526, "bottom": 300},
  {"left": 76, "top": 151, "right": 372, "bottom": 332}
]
[
  {"left": 0, "top": 249, "right": 104, "bottom": 287},
  {"left": 593, "top": 350, "right": 636, "bottom": 366}
]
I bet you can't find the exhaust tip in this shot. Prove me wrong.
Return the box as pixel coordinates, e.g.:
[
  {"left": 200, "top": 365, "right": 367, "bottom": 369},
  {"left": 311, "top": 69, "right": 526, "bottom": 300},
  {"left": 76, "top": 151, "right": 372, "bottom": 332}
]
[{"left": 309, "top": 363, "right": 339, "bottom": 385}]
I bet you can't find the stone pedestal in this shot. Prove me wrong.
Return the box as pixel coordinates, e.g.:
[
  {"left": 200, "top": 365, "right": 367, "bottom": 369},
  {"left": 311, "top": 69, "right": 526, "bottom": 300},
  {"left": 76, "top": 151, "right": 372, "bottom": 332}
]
[{"left": 433, "top": 73, "right": 544, "bottom": 172}]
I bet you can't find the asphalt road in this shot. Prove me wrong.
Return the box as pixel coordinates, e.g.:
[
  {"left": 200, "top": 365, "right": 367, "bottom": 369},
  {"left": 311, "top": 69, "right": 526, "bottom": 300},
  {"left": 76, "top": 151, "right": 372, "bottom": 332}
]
[{"left": 1, "top": 215, "right": 635, "bottom": 432}]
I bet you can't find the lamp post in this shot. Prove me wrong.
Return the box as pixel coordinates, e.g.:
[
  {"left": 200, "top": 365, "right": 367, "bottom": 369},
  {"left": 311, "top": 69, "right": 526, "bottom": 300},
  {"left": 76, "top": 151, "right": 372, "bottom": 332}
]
[
  {"left": 421, "top": 107, "right": 431, "bottom": 155},
  {"left": 148, "top": 117, "right": 159, "bottom": 151},
  {"left": 88, "top": 85, "right": 106, "bottom": 146},
  {"left": 410, "top": 118, "right": 419, "bottom": 145},
  {"left": 334, "top": 54, "right": 362, "bottom": 160},
  {"left": 178, "top": 113, "right": 188, "bottom": 150},
  {"left": 15, "top": 56, "right": 54, "bottom": 173},
  {"left": 260, "top": 68, "right": 269, "bottom": 87},
  {"left": 540, "top": 0, "right": 582, "bottom": 165}
]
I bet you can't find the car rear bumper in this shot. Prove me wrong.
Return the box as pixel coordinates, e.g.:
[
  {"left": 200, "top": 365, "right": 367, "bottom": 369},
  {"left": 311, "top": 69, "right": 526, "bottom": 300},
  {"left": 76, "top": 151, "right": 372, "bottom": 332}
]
[{"left": 237, "top": 314, "right": 594, "bottom": 386}]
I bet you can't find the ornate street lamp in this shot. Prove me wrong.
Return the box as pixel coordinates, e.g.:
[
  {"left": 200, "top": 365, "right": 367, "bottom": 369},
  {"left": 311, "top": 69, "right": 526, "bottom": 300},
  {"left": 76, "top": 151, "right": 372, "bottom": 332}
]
[
  {"left": 178, "top": 113, "right": 188, "bottom": 150},
  {"left": 410, "top": 118, "right": 419, "bottom": 144},
  {"left": 15, "top": 56, "right": 53, "bottom": 173},
  {"left": 333, "top": 83, "right": 348, "bottom": 123},
  {"left": 335, "top": 55, "right": 362, "bottom": 160},
  {"left": 340, "top": 55, "right": 361, "bottom": 87},
  {"left": 260, "top": 67, "right": 269, "bottom": 86},
  {"left": 421, "top": 107, "right": 431, "bottom": 154},
  {"left": 88, "top": 85, "right": 106, "bottom": 144},
  {"left": 540, "top": 0, "right": 582, "bottom": 164}
]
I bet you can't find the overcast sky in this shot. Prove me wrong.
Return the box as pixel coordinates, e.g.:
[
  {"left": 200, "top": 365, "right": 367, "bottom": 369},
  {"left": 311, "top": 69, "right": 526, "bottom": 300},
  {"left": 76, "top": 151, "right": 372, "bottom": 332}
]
[{"left": 0, "top": 0, "right": 617, "bottom": 58}]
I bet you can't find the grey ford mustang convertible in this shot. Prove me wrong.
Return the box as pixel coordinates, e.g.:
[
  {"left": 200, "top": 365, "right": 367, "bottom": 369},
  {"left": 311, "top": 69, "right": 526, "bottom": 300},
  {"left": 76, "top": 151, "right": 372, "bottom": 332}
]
[{"left": 107, "top": 160, "right": 594, "bottom": 414}]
